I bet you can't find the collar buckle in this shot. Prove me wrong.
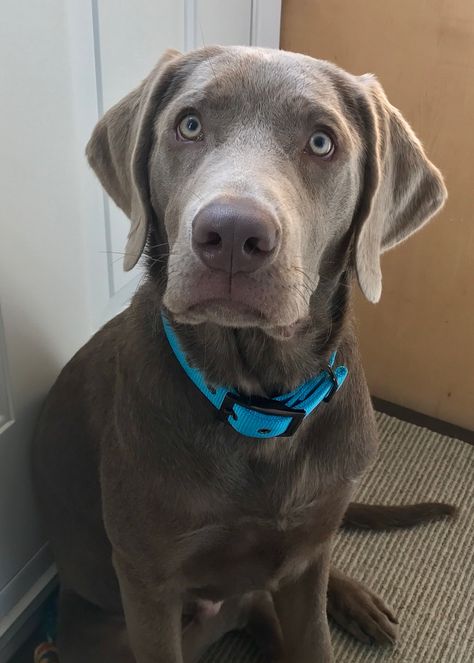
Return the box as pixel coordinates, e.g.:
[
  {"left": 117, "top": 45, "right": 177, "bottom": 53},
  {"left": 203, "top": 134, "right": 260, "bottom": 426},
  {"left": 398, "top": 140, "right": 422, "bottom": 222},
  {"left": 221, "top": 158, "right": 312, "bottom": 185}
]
[
  {"left": 323, "top": 364, "right": 340, "bottom": 403},
  {"left": 219, "top": 392, "right": 306, "bottom": 437}
]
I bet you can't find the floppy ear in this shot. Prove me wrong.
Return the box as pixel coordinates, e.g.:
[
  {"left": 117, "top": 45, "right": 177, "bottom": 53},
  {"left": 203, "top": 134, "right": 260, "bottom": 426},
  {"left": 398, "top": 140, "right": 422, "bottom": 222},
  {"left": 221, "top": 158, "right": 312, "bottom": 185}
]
[
  {"left": 354, "top": 75, "right": 447, "bottom": 302},
  {"left": 86, "top": 49, "right": 182, "bottom": 271}
]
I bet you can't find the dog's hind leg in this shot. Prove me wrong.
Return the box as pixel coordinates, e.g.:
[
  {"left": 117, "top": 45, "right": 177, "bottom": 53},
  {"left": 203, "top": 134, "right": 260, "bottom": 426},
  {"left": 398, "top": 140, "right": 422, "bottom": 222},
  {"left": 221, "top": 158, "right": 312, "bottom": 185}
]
[
  {"left": 57, "top": 589, "right": 135, "bottom": 663},
  {"left": 327, "top": 567, "right": 399, "bottom": 646}
]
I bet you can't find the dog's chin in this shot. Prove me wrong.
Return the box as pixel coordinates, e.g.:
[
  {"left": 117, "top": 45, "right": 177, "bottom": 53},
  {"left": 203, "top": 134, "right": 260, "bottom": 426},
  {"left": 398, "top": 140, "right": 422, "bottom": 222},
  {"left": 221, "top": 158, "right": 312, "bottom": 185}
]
[
  {"left": 172, "top": 299, "right": 266, "bottom": 328},
  {"left": 170, "top": 299, "right": 307, "bottom": 341}
]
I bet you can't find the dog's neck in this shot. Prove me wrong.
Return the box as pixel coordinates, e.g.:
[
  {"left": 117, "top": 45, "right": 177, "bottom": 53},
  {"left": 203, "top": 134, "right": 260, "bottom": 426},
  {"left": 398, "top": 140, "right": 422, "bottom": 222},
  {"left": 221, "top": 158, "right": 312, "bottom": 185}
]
[
  {"left": 164, "top": 276, "right": 351, "bottom": 396},
  {"left": 144, "top": 227, "right": 353, "bottom": 395},
  {"left": 142, "top": 278, "right": 350, "bottom": 398}
]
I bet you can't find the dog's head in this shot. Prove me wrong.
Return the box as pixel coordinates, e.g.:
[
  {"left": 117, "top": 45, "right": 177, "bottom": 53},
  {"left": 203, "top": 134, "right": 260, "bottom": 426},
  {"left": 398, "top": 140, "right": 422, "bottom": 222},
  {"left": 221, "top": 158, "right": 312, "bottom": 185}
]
[{"left": 87, "top": 47, "right": 446, "bottom": 339}]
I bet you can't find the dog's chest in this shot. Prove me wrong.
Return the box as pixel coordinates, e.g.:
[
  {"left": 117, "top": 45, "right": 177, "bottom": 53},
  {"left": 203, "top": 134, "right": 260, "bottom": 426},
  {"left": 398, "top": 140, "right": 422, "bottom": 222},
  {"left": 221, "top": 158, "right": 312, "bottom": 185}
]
[{"left": 182, "top": 481, "right": 348, "bottom": 600}]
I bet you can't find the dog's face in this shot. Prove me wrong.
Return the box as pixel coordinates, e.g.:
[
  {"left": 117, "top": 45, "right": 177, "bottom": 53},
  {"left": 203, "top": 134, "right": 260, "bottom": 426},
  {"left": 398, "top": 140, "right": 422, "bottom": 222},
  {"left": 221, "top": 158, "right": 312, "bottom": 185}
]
[
  {"left": 87, "top": 47, "right": 446, "bottom": 338},
  {"left": 151, "top": 50, "right": 363, "bottom": 336}
]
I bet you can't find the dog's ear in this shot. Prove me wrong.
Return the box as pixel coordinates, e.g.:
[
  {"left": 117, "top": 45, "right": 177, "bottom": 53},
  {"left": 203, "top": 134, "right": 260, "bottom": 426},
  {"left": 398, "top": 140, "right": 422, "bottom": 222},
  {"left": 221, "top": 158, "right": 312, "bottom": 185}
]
[
  {"left": 86, "top": 49, "right": 181, "bottom": 271},
  {"left": 354, "top": 75, "right": 447, "bottom": 302}
]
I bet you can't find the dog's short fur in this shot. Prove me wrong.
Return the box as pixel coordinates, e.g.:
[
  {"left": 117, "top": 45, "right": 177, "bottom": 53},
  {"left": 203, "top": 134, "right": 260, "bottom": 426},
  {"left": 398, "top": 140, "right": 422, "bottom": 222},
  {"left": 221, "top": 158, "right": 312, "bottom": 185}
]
[{"left": 33, "top": 47, "right": 447, "bottom": 662}]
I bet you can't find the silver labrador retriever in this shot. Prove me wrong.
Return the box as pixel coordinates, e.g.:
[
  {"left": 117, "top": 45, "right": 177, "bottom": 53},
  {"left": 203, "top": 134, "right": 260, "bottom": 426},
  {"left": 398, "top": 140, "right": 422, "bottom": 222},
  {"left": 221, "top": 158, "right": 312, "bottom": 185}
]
[{"left": 33, "top": 46, "right": 447, "bottom": 662}]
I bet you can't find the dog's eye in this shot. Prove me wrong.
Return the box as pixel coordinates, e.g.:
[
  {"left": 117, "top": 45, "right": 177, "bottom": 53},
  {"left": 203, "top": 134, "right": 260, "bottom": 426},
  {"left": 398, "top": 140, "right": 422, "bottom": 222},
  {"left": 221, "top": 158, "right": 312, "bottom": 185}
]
[
  {"left": 308, "top": 131, "right": 334, "bottom": 157},
  {"left": 177, "top": 114, "right": 203, "bottom": 141}
]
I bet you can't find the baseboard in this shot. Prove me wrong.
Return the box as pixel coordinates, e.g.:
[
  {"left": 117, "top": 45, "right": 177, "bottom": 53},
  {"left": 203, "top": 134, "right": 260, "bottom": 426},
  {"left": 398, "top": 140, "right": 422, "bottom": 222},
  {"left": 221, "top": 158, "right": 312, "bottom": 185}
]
[
  {"left": 0, "top": 566, "right": 57, "bottom": 663},
  {"left": 372, "top": 397, "right": 474, "bottom": 445}
]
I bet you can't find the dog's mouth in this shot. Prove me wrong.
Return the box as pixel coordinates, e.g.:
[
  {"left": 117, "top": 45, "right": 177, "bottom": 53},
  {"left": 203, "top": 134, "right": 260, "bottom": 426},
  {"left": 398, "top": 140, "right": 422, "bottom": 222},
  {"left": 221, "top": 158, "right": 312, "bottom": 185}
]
[
  {"left": 164, "top": 265, "right": 312, "bottom": 338},
  {"left": 172, "top": 298, "right": 308, "bottom": 340}
]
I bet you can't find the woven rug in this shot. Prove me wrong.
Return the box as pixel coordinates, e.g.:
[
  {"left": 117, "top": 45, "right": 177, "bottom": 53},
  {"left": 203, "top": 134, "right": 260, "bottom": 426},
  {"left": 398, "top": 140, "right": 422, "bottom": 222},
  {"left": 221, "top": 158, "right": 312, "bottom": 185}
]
[{"left": 201, "top": 412, "right": 474, "bottom": 663}]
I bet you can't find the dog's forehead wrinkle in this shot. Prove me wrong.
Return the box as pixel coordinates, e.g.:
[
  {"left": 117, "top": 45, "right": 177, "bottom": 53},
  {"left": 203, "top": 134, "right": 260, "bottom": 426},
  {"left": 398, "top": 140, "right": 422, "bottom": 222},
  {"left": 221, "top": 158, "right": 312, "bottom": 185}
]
[{"left": 187, "top": 49, "right": 315, "bottom": 96}]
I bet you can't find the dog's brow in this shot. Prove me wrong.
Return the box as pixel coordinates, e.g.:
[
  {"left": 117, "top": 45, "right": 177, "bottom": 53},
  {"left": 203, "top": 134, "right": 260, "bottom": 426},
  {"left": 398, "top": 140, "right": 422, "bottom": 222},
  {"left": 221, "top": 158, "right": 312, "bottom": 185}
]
[
  {"left": 170, "top": 89, "right": 209, "bottom": 111},
  {"left": 283, "top": 97, "right": 351, "bottom": 142},
  {"left": 173, "top": 89, "right": 345, "bottom": 125}
]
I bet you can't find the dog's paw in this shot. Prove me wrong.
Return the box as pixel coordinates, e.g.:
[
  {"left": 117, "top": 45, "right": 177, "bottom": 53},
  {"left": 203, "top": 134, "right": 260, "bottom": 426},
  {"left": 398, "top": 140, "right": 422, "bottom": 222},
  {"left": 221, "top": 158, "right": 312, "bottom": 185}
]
[{"left": 327, "top": 569, "right": 399, "bottom": 646}]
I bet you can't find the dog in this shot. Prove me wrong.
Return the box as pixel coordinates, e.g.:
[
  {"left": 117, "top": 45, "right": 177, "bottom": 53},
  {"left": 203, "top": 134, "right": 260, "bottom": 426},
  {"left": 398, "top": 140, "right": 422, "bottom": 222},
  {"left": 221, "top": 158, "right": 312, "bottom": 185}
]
[{"left": 32, "top": 46, "right": 449, "bottom": 662}]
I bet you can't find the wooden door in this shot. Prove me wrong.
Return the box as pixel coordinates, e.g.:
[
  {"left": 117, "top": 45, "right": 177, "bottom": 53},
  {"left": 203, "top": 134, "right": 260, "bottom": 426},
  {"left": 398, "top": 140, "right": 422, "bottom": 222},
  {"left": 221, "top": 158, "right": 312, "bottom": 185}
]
[{"left": 281, "top": 0, "right": 474, "bottom": 429}]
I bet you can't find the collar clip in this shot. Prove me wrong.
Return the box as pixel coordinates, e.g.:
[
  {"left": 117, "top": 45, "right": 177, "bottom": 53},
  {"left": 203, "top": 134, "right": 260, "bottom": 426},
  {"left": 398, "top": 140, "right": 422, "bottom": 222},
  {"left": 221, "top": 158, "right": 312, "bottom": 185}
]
[
  {"left": 161, "top": 312, "right": 348, "bottom": 439},
  {"left": 219, "top": 392, "right": 306, "bottom": 437}
]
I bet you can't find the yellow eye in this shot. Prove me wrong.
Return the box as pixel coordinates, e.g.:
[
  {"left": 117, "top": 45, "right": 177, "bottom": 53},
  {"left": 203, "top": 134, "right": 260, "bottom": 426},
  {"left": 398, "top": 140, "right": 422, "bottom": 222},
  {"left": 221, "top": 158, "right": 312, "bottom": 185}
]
[
  {"left": 177, "top": 114, "right": 203, "bottom": 141},
  {"left": 308, "top": 131, "right": 334, "bottom": 157}
]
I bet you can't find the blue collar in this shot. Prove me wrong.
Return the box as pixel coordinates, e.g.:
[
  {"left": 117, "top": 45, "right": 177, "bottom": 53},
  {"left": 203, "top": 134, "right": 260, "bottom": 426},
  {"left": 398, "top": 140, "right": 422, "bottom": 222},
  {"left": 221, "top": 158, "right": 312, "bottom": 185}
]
[{"left": 162, "top": 313, "right": 348, "bottom": 439}]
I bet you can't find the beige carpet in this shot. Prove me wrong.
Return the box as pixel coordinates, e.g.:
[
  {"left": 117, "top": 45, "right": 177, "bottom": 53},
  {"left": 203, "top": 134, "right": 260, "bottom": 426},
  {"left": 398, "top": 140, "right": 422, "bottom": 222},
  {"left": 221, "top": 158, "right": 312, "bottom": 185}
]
[{"left": 201, "top": 412, "right": 474, "bottom": 663}]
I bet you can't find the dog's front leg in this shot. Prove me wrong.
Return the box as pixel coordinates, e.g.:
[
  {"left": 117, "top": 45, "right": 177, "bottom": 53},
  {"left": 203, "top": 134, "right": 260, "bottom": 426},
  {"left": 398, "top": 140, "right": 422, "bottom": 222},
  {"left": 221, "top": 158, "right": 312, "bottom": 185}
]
[
  {"left": 272, "top": 545, "right": 333, "bottom": 663},
  {"left": 114, "top": 553, "right": 183, "bottom": 663}
]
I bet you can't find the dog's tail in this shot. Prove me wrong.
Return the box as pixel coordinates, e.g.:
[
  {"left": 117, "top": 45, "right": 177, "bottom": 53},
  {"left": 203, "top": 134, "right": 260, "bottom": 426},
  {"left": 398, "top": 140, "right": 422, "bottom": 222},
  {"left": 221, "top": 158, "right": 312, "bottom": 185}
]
[{"left": 342, "top": 502, "right": 458, "bottom": 531}]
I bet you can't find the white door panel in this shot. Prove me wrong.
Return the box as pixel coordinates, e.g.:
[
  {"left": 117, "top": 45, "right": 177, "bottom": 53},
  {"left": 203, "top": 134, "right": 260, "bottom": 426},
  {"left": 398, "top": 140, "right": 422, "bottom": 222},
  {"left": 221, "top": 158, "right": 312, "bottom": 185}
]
[
  {"left": 97, "top": 0, "right": 186, "bottom": 110},
  {"left": 0, "top": 0, "right": 93, "bottom": 640},
  {"left": 0, "top": 0, "right": 282, "bottom": 654},
  {"left": 95, "top": 0, "right": 186, "bottom": 294},
  {"left": 195, "top": 0, "right": 252, "bottom": 46}
]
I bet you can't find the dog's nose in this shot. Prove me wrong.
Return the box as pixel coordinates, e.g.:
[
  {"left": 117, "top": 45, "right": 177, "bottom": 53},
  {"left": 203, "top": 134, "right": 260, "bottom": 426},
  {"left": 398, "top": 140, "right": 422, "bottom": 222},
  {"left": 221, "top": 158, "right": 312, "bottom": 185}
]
[{"left": 192, "top": 199, "right": 279, "bottom": 273}]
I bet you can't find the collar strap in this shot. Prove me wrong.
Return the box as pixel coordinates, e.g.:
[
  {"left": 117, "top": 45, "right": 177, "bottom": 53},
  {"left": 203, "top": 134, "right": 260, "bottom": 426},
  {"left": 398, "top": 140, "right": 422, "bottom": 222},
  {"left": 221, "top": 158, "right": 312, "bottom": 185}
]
[{"left": 162, "top": 313, "right": 348, "bottom": 439}]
